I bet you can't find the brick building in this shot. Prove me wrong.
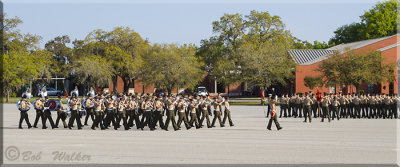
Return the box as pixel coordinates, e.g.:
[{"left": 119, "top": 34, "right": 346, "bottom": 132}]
[
  {"left": 105, "top": 34, "right": 399, "bottom": 96},
  {"left": 289, "top": 34, "right": 399, "bottom": 95}
]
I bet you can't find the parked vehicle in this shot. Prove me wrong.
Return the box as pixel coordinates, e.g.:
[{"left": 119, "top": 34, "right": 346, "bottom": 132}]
[
  {"left": 196, "top": 86, "right": 209, "bottom": 96},
  {"left": 37, "top": 87, "right": 63, "bottom": 97}
]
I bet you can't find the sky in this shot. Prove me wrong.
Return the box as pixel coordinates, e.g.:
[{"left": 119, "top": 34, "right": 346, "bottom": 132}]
[{"left": 2, "top": 0, "right": 381, "bottom": 48}]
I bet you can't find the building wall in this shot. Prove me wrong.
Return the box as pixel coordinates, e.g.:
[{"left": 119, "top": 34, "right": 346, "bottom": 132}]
[{"left": 295, "top": 35, "right": 399, "bottom": 95}]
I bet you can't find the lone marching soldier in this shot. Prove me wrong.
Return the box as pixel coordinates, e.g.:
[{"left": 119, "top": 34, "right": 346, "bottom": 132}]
[
  {"left": 222, "top": 97, "right": 234, "bottom": 126},
  {"left": 17, "top": 94, "right": 32, "bottom": 129},
  {"left": 267, "top": 99, "right": 282, "bottom": 131}
]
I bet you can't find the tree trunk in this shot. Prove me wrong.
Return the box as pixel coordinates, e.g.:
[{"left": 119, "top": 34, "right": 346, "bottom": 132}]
[
  {"left": 142, "top": 84, "right": 145, "bottom": 94},
  {"left": 122, "top": 77, "right": 129, "bottom": 94},
  {"left": 112, "top": 75, "right": 118, "bottom": 94},
  {"left": 6, "top": 90, "right": 10, "bottom": 103},
  {"left": 167, "top": 88, "right": 172, "bottom": 95},
  {"left": 355, "top": 84, "right": 360, "bottom": 94},
  {"left": 227, "top": 85, "right": 230, "bottom": 97}
]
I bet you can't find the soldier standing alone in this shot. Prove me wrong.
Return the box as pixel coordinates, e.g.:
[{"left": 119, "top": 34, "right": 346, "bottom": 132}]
[{"left": 267, "top": 99, "right": 282, "bottom": 131}]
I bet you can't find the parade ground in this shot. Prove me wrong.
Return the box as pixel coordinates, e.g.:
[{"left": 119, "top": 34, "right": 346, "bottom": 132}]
[{"left": 2, "top": 104, "right": 399, "bottom": 165}]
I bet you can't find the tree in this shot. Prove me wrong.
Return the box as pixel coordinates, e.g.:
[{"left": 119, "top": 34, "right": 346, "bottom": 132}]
[
  {"left": 240, "top": 11, "right": 296, "bottom": 91},
  {"left": 83, "top": 27, "right": 147, "bottom": 94},
  {"left": 199, "top": 10, "right": 296, "bottom": 95},
  {"left": 73, "top": 55, "right": 114, "bottom": 88},
  {"left": 211, "top": 13, "right": 246, "bottom": 93},
  {"left": 317, "top": 49, "right": 396, "bottom": 93},
  {"left": 45, "top": 35, "right": 72, "bottom": 78},
  {"left": 361, "top": 0, "right": 399, "bottom": 39},
  {"left": 304, "top": 75, "right": 324, "bottom": 90},
  {"left": 329, "top": 0, "right": 399, "bottom": 45},
  {"left": 1, "top": 15, "right": 50, "bottom": 102},
  {"left": 141, "top": 44, "right": 204, "bottom": 94}
]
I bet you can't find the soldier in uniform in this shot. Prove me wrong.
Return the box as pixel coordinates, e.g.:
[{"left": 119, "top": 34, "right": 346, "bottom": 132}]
[
  {"left": 211, "top": 98, "right": 224, "bottom": 127},
  {"left": 345, "top": 95, "right": 352, "bottom": 118},
  {"left": 353, "top": 95, "right": 361, "bottom": 119},
  {"left": 55, "top": 96, "right": 68, "bottom": 128},
  {"left": 332, "top": 95, "right": 340, "bottom": 120},
  {"left": 280, "top": 95, "right": 289, "bottom": 118},
  {"left": 321, "top": 94, "right": 331, "bottom": 122},
  {"left": 295, "top": 94, "right": 303, "bottom": 118},
  {"left": 17, "top": 94, "right": 32, "bottom": 129},
  {"left": 91, "top": 96, "right": 106, "bottom": 130},
  {"left": 267, "top": 99, "right": 282, "bottom": 131},
  {"left": 68, "top": 94, "right": 83, "bottom": 129},
  {"left": 104, "top": 96, "right": 117, "bottom": 130},
  {"left": 303, "top": 93, "right": 312, "bottom": 123},
  {"left": 289, "top": 94, "right": 296, "bottom": 117},
  {"left": 176, "top": 98, "right": 191, "bottom": 130},
  {"left": 84, "top": 95, "right": 95, "bottom": 126},
  {"left": 369, "top": 95, "right": 377, "bottom": 119},
  {"left": 116, "top": 97, "right": 129, "bottom": 130},
  {"left": 376, "top": 94, "right": 383, "bottom": 118},
  {"left": 153, "top": 97, "right": 165, "bottom": 130},
  {"left": 188, "top": 99, "right": 200, "bottom": 129},
  {"left": 33, "top": 95, "right": 46, "bottom": 128},
  {"left": 222, "top": 97, "right": 234, "bottom": 126},
  {"left": 199, "top": 96, "right": 212, "bottom": 128},
  {"left": 164, "top": 96, "right": 179, "bottom": 131},
  {"left": 383, "top": 94, "right": 392, "bottom": 119},
  {"left": 43, "top": 97, "right": 56, "bottom": 129},
  {"left": 206, "top": 95, "right": 213, "bottom": 117},
  {"left": 329, "top": 94, "right": 335, "bottom": 119},
  {"left": 311, "top": 94, "right": 318, "bottom": 118},
  {"left": 390, "top": 94, "right": 397, "bottom": 119},
  {"left": 338, "top": 94, "right": 346, "bottom": 118},
  {"left": 128, "top": 95, "right": 143, "bottom": 130},
  {"left": 142, "top": 98, "right": 155, "bottom": 130},
  {"left": 360, "top": 95, "right": 368, "bottom": 118},
  {"left": 195, "top": 96, "right": 202, "bottom": 124}
]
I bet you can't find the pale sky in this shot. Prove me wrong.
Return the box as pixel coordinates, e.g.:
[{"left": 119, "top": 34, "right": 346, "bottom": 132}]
[{"left": 2, "top": 0, "right": 381, "bottom": 48}]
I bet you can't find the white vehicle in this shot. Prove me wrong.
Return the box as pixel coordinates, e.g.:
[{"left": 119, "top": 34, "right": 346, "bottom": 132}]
[{"left": 197, "top": 86, "right": 209, "bottom": 96}]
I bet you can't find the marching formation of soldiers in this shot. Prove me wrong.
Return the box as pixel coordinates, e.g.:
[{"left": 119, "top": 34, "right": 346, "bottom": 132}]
[
  {"left": 17, "top": 92, "right": 235, "bottom": 131},
  {"left": 278, "top": 93, "right": 400, "bottom": 122}
]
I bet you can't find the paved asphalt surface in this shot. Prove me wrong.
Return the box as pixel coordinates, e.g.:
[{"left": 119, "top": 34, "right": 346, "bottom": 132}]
[{"left": 2, "top": 104, "right": 399, "bottom": 165}]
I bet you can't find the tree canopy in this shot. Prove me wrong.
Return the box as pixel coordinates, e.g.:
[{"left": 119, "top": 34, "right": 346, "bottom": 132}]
[
  {"left": 317, "top": 50, "right": 395, "bottom": 93},
  {"left": 198, "top": 10, "right": 296, "bottom": 92},
  {"left": 329, "top": 0, "right": 399, "bottom": 45}
]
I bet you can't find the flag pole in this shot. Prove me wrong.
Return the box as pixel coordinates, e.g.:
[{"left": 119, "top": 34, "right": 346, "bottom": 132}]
[{"left": 260, "top": 88, "right": 267, "bottom": 118}]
